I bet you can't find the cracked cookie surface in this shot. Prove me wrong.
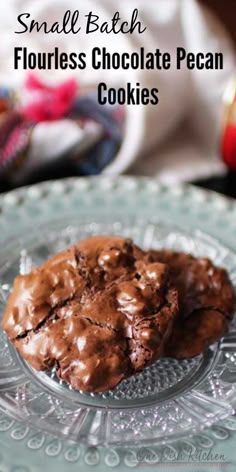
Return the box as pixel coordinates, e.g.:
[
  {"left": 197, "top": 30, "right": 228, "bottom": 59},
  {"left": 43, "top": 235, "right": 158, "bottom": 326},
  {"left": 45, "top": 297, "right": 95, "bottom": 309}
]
[
  {"left": 2, "top": 236, "right": 178, "bottom": 392},
  {"left": 148, "top": 250, "right": 235, "bottom": 358}
]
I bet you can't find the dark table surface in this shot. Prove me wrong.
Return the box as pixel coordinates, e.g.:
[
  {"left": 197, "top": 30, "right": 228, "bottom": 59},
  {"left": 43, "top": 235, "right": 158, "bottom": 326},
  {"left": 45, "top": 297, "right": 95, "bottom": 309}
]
[{"left": 193, "top": 172, "right": 236, "bottom": 200}]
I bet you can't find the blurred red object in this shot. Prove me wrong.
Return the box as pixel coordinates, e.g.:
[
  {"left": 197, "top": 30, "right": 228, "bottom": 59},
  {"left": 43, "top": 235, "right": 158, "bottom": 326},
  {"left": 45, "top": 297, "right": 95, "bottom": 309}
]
[
  {"left": 222, "top": 78, "right": 236, "bottom": 171},
  {"left": 21, "top": 74, "right": 78, "bottom": 123}
]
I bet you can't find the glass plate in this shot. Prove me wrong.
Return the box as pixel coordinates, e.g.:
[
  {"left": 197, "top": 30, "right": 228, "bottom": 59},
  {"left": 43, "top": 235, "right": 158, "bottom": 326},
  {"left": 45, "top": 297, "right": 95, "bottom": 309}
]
[{"left": 0, "top": 219, "right": 236, "bottom": 447}]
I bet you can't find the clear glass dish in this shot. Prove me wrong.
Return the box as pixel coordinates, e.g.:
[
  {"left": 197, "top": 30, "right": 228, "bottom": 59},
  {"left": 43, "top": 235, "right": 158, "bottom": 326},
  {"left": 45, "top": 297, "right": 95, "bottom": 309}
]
[{"left": 0, "top": 220, "right": 235, "bottom": 447}]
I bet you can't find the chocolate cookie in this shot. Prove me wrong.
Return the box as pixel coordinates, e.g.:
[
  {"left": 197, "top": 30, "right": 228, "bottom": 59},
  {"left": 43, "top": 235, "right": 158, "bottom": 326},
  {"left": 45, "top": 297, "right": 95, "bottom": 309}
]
[
  {"left": 148, "top": 250, "right": 235, "bottom": 358},
  {"left": 2, "top": 237, "right": 178, "bottom": 392}
]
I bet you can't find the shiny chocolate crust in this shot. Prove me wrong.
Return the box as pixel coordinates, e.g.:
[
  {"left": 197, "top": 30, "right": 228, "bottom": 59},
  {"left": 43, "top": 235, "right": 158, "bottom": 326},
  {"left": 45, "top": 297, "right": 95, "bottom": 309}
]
[
  {"left": 2, "top": 237, "right": 178, "bottom": 392},
  {"left": 148, "top": 250, "right": 235, "bottom": 358}
]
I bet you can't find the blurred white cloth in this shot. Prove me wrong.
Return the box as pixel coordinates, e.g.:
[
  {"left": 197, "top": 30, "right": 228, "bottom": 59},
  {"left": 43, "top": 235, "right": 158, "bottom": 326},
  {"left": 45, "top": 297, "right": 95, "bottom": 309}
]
[{"left": 0, "top": 0, "right": 235, "bottom": 182}]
